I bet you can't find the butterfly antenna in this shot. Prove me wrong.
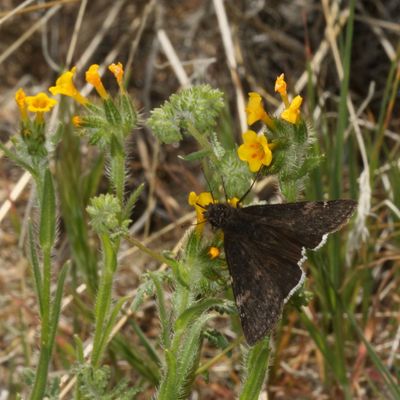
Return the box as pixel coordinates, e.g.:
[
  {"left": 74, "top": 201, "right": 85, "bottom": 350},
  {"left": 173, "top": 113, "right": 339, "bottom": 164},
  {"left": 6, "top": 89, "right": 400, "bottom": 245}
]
[
  {"left": 238, "top": 167, "right": 263, "bottom": 205},
  {"left": 200, "top": 166, "right": 215, "bottom": 203}
]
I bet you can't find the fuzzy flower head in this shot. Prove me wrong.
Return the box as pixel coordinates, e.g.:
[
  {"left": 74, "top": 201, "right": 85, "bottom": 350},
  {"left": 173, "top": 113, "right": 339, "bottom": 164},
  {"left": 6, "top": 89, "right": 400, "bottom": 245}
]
[
  {"left": 245, "top": 92, "right": 274, "bottom": 128},
  {"left": 49, "top": 67, "right": 88, "bottom": 105},
  {"left": 15, "top": 88, "right": 28, "bottom": 121},
  {"left": 188, "top": 191, "right": 215, "bottom": 232},
  {"left": 86, "top": 64, "right": 109, "bottom": 100},
  {"left": 281, "top": 95, "right": 303, "bottom": 124},
  {"left": 108, "top": 62, "right": 125, "bottom": 92},
  {"left": 237, "top": 130, "right": 274, "bottom": 172}
]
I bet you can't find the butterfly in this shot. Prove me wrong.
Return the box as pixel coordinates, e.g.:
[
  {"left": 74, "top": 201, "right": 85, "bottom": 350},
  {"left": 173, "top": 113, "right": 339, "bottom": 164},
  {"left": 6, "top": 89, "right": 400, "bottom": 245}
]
[{"left": 203, "top": 198, "right": 357, "bottom": 345}]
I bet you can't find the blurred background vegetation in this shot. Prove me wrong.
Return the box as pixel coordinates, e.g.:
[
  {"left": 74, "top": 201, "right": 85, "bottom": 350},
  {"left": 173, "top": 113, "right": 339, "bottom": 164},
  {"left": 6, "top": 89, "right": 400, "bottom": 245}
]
[{"left": 0, "top": 0, "right": 399, "bottom": 399}]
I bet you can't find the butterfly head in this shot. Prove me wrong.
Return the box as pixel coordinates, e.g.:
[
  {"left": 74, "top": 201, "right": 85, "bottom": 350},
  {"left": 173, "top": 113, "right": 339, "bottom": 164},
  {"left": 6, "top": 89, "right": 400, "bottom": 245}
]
[{"left": 203, "top": 203, "right": 234, "bottom": 229}]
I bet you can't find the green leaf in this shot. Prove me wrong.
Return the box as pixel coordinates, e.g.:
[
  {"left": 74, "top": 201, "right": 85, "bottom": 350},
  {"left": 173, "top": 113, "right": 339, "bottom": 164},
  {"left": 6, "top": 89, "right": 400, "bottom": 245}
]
[
  {"left": 299, "top": 310, "right": 332, "bottom": 363},
  {"left": 162, "top": 254, "right": 189, "bottom": 288},
  {"left": 0, "top": 141, "right": 36, "bottom": 176},
  {"left": 131, "top": 275, "right": 156, "bottom": 313},
  {"left": 178, "top": 149, "right": 211, "bottom": 162},
  {"left": 157, "top": 350, "right": 178, "bottom": 400},
  {"left": 103, "top": 98, "right": 122, "bottom": 126},
  {"left": 129, "top": 319, "right": 161, "bottom": 367},
  {"left": 96, "top": 295, "right": 129, "bottom": 363},
  {"left": 175, "top": 298, "right": 226, "bottom": 331},
  {"left": 175, "top": 315, "right": 209, "bottom": 399},
  {"left": 74, "top": 335, "right": 85, "bottom": 363},
  {"left": 239, "top": 336, "right": 271, "bottom": 400},
  {"left": 111, "top": 335, "right": 160, "bottom": 385},
  {"left": 149, "top": 272, "right": 171, "bottom": 348},
  {"left": 122, "top": 182, "right": 145, "bottom": 220},
  {"left": 119, "top": 93, "right": 138, "bottom": 132},
  {"left": 28, "top": 221, "right": 43, "bottom": 317},
  {"left": 203, "top": 329, "right": 230, "bottom": 351},
  {"left": 49, "top": 262, "right": 69, "bottom": 352},
  {"left": 39, "top": 169, "right": 56, "bottom": 249}
]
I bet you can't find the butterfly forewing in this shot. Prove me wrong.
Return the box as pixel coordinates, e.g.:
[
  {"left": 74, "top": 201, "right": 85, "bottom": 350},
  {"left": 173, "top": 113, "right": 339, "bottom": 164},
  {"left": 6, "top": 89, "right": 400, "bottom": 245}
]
[{"left": 241, "top": 200, "right": 357, "bottom": 249}]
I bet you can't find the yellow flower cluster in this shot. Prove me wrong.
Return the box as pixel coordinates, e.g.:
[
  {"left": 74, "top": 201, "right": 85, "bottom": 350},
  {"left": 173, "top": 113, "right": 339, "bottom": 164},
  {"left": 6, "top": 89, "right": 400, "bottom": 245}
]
[
  {"left": 237, "top": 73, "right": 303, "bottom": 172},
  {"left": 188, "top": 191, "right": 214, "bottom": 230},
  {"left": 15, "top": 88, "right": 57, "bottom": 123},
  {"left": 49, "top": 62, "right": 126, "bottom": 105},
  {"left": 274, "top": 73, "right": 303, "bottom": 124}
]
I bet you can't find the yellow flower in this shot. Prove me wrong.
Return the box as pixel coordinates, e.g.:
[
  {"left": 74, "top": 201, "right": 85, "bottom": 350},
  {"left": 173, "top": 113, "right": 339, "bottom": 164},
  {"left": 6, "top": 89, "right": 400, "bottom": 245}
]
[
  {"left": 72, "top": 115, "right": 83, "bottom": 127},
  {"left": 237, "top": 130, "right": 274, "bottom": 172},
  {"left": 108, "top": 62, "right": 125, "bottom": 92},
  {"left": 49, "top": 67, "right": 88, "bottom": 105},
  {"left": 15, "top": 88, "right": 28, "bottom": 121},
  {"left": 208, "top": 246, "right": 220, "bottom": 259},
  {"left": 281, "top": 95, "right": 303, "bottom": 124},
  {"left": 245, "top": 92, "right": 274, "bottom": 128},
  {"left": 86, "top": 64, "right": 109, "bottom": 100},
  {"left": 275, "top": 73, "right": 289, "bottom": 107},
  {"left": 25, "top": 92, "right": 57, "bottom": 113},
  {"left": 275, "top": 73, "right": 287, "bottom": 96},
  {"left": 228, "top": 197, "right": 239, "bottom": 208},
  {"left": 188, "top": 191, "right": 214, "bottom": 231}
]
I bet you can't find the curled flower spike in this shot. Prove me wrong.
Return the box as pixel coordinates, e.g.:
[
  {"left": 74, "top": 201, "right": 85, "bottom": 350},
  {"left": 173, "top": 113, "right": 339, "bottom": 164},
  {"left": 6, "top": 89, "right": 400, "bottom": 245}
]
[
  {"left": 86, "top": 64, "right": 109, "bottom": 100},
  {"left": 281, "top": 95, "right": 303, "bottom": 124},
  {"left": 245, "top": 92, "right": 274, "bottom": 129},
  {"left": 108, "top": 62, "right": 125, "bottom": 92},
  {"left": 49, "top": 67, "right": 88, "bottom": 105},
  {"left": 188, "top": 191, "right": 214, "bottom": 232},
  {"left": 15, "top": 88, "right": 28, "bottom": 121},
  {"left": 275, "top": 73, "right": 289, "bottom": 107},
  {"left": 237, "top": 130, "right": 274, "bottom": 172},
  {"left": 208, "top": 246, "right": 220, "bottom": 260}
]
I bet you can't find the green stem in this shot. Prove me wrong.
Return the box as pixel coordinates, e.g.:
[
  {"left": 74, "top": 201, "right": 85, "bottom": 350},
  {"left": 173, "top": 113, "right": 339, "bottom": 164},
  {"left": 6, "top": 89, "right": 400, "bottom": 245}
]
[
  {"left": 91, "top": 235, "right": 117, "bottom": 367},
  {"left": 29, "top": 246, "right": 52, "bottom": 400},
  {"left": 186, "top": 123, "right": 219, "bottom": 165},
  {"left": 125, "top": 236, "right": 176, "bottom": 268},
  {"left": 110, "top": 142, "right": 125, "bottom": 205}
]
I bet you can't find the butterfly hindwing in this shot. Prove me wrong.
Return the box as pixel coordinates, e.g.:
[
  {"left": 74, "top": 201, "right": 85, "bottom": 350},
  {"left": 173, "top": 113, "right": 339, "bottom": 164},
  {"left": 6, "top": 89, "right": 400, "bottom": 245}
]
[{"left": 223, "top": 223, "right": 304, "bottom": 345}]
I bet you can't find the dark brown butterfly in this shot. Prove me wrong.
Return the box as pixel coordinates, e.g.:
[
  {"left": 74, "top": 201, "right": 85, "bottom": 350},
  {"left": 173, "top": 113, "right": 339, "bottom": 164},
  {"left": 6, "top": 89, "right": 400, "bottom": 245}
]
[{"left": 204, "top": 199, "right": 357, "bottom": 345}]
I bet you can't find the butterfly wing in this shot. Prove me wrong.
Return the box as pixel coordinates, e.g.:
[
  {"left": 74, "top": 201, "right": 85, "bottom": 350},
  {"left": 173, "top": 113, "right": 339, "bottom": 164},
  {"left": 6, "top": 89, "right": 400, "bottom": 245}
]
[
  {"left": 241, "top": 200, "right": 357, "bottom": 249},
  {"left": 223, "top": 200, "right": 356, "bottom": 344},
  {"left": 224, "top": 226, "right": 305, "bottom": 345}
]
